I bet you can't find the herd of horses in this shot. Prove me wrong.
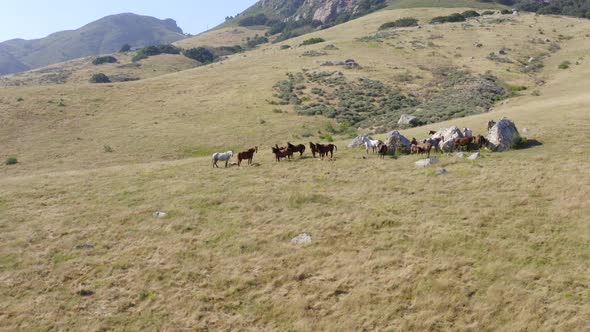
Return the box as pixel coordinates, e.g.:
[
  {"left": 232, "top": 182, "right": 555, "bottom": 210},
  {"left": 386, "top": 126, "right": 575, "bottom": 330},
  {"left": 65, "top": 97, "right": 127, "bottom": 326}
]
[{"left": 212, "top": 120, "right": 498, "bottom": 167}]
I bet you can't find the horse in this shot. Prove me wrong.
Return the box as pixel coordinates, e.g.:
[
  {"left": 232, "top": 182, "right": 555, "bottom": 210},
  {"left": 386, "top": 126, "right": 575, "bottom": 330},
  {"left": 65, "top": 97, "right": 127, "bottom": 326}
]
[
  {"left": 463, "top": 128, "right": 473, "bottom": 138},
  {"left": 378, "top": 144, "right": 388, "bottom": 159},
  {"left": 237, "top": 146, "right": 257, "bottom": 166},
  {"left": 424, "top": 136, "right": 443, "bottom": 153},
  {"left": 310, "top": 142, "right": 319, "bottom": 158},
  {"left": 364, "top": 139, "right": 384, "bottom": 154},
  {"left": 212, "top": 151, "right": 234, "bottom": 168},
  {"left": 287, "top": 142, "right": 306, "bottom": 157},
  {"left": 488, "top": 120, "right": 496, "bottom": 131},
  {"left": 453, "top": 137, "right": 474, "bottom": 151},
  {"left": 315, "top": 143, "right": 337, "bottom": 159},
  {"left": 428, "top": 130, "right": 437, "bottom": 136},
  {"left": 475, "top": 135, "right": 488, "bottom": 149},
  {"left": 272, "top": 145, "right": 293, "bottom": 162}
]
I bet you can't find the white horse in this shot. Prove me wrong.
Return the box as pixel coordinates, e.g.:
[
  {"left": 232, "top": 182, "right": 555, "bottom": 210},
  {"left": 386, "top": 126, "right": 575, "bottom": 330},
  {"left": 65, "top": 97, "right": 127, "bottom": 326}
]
[
  {"left": 212, "top": 151, "right": 234, "bottom": 168},
  {"left": 463, "top": 128, "right": 473, "bottom": 138},
  {"left": 364, "top": 139, "right": 384, "bottom": 154}
]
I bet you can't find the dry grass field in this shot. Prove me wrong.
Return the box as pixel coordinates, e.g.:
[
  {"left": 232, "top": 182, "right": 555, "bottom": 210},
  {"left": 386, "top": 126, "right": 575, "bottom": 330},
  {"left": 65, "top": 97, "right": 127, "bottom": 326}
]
[{"left": 1, "top": 6, "right": 589, "bottom": 331}]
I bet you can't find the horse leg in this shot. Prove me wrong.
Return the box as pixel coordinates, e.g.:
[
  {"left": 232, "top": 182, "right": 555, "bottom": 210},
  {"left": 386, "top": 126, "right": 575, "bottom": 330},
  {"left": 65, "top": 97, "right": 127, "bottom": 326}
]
[{"left": 225, "top": 160, "right": 229, "bottom": 168}]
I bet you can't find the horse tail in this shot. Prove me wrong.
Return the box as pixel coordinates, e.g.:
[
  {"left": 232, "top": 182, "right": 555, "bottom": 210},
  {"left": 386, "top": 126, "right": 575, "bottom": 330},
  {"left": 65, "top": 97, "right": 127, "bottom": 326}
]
[{"left": 334, "top": 144, "right": 338, "bottom": 152}]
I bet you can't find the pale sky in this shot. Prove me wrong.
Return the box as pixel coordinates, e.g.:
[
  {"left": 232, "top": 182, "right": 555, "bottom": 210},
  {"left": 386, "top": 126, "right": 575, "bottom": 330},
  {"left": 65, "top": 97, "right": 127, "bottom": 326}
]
[{"left": 0, "top": 0, "right": 258, "bottom": 42}]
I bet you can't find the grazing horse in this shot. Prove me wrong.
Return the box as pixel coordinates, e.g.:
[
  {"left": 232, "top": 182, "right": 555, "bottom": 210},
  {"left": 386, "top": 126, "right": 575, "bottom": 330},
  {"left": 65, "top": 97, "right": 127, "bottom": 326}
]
[
  {"left": 475, "top": 135, "right": 488, "bottom": 149},
  {"left": 424, "top": 137, "right": 443, "bottom": 152},
  {"left": 410, "top": 137, "right": 434, "bottom": 157},
  {"left": 488, "top": 120, "right": 496, "bottom": 131},
  {"left": 453, "top": 137, "right": 474, "bottom": 151},
  {"left": 378, "top": 144, "right": 388, "bottom": 159},
  {"left": 428, "top": 130, "right": 437, "bottom": 136},
  {"left": 310, "top": 142, "right": 319, "bottom": 158},
  {"left": 237, "top": 146, "right": 257, "bottom": 166},
  {"left": 272, "top": 145, "right": 293, "bottom": 162},
  {"left": 364, "top": 139, "right": 384, "bottom": 154},
  {"left": 212, "top": 151, "right": 234, "bottom": 168},
  {"left": 287, "top": 142, "right": 306, "bottom": 156},
  {"left": 315, "top": 143, "right": 337, "bottom": 159}
]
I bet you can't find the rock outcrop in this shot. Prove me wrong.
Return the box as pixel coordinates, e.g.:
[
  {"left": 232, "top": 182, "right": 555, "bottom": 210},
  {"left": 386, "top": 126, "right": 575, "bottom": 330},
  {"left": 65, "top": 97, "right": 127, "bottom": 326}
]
[
  {"left": 487, "top": 118, "right": 521, "bottom": 151},
  {"left": 385, "top": 130, "right": 411, "bottom": 154},
  {"left": 397, "top": 114, "right": 419, "bottom": 127},
  {"left": 431, "top": 126, "right": 464, "bottom": 152}
]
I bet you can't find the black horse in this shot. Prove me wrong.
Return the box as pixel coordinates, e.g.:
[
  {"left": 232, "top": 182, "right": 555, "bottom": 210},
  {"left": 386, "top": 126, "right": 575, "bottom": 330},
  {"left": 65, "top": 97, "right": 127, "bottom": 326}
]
[{"left": 287, "top": 142, "right": 306, "bottom": 156}]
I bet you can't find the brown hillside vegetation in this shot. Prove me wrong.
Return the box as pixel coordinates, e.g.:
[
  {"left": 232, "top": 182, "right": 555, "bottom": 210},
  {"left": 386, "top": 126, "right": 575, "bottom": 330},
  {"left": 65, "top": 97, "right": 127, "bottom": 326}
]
[{"left": 0, "top": 7, "right": 589, "bottom": 331}]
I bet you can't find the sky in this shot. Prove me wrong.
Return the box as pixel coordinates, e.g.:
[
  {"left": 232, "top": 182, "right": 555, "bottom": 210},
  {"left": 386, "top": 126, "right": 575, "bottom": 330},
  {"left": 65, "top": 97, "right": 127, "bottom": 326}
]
[{"left": 0, "top": 0, "right": 258, "bottom": 42}]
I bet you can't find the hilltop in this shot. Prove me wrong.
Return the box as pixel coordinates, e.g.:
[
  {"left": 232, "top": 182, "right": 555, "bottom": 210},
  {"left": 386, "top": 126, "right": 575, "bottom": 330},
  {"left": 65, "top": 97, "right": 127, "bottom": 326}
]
[{"left": 0, "top": 13, "right": 186, "bottom": 75}]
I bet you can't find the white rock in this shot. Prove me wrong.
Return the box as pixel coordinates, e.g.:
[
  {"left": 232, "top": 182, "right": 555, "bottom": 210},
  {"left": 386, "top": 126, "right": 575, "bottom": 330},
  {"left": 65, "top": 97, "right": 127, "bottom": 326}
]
[
  {"left": 456, "top": 152, "right": 465, "bottom": 158},
  {"left": 436, "top": 168, "right": 448, "bottom": 176},
  {"left": 153, "top": 211, "right": 168, "bottom": 218},
  {"left": 292, "top": 233, "right": 312, "bottom": 245},
  {"left": 468, "top": 152, "right": 480, "bottom": 160},
  {"left": 385, "top": 130, "right": 411, "bottom": 153},
  {"left": 415, "top": 158, "right": 438, "bottom": 167},
  {"left": 487, "top": 118, "right": 521, "bottom": 151}
]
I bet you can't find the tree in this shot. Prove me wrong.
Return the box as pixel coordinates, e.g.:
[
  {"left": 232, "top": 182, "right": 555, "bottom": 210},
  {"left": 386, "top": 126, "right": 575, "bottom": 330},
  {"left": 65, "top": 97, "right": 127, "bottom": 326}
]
[
  {"left": 90, "top": 73, "right": 111, "bottom": 83},
  {"left": 119, "top": 44, "right": 131, "bottom": 52},
  {"left": 183, "top": 47, "right": 216, "bottom": 64}
]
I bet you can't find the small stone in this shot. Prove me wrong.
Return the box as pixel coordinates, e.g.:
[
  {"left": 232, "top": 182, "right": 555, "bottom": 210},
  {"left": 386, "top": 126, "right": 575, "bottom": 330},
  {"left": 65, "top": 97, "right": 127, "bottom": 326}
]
[
  {"left": 436, "top": 168, "right": 448, "bottom": 176},
  {"left": 77, "top": 289, "right": 94, "bottom": 297},
  {"left": 456, "top": 152, "right": 465, "bottom": 158},
  {"left": 74, "top": 244, "right": 94, "bottom": 250},
  {"left": 415, "top": 158, "right": 438, "bottom": 167},
  {"left": 153, "top": 211, "right": 168, "bottom": 218},
  {"left": 468, "top": 152, "right": 480, "bottom": 160},
  {"left": 291, "top": 233, "right": 312, "bottom": 245}
]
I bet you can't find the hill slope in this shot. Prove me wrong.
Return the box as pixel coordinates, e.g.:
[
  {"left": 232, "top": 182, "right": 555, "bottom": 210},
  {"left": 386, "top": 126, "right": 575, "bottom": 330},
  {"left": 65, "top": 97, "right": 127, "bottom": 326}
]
[
  {"left": 0, "top": 7, "right": 589, "bottom": 331},
  {"left": 0, "top": 13, "right": 186, "bottom": 75}
]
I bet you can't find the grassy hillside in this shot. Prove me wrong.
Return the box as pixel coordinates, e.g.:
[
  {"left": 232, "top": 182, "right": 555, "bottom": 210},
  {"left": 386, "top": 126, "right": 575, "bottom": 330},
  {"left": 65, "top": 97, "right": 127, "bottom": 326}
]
[
  {"left": 0, "top": 7, "right": 589, "bottom": 331},
  {"left": 0, "top": 13, "right": 186, "bottom": 75}
]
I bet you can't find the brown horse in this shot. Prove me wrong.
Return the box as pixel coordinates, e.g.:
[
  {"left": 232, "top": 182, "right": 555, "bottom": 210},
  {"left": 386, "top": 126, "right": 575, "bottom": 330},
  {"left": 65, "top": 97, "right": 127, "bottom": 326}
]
[
  {"left": 287, "top": 142, "right": 306, "bottom": 157},
  {"left": 315, "top": 143, "right": 337, "bottom": 159},
  {"left": 454, "top": 137, "right": 474, "bottom": 151},
  {"left": 237, "top": 146, "right": 258, "bottom": 166},
  {"left": 428, "top": 130, "right": 437, "bottom": 136},
  {"left": 309, "top": 142, "right": 319, "bottom": 158},
  {"left": 378, "top": 144, "right": 388, "bottom": 159},
  {"left": 272, "top": 145, "right": 293, "bottom": 162},
  {"left": 475, "top": 135, "right": 488, "bottom": 149}
]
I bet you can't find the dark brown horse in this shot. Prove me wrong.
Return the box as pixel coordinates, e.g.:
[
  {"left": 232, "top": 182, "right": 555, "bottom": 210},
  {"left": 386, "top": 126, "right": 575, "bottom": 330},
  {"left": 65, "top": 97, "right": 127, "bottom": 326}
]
[
  {"left": 315, "top": 143, "right": 337, "bottom": 159},
  {"left": 454, "top": 137, "right": 474, "bottom": 151},
  {"left": 475, "top": 135, "right": 488, "bottom": 149},
  {"left": 237, "top": 146, "right": 258, "bottom": 166},
  {"left": 428, "top": 130, "right": 437, "bottom": 136},
  {"left": 287, "top": 142, "right": 306, "bottom": 157},
  {"left": 378, "top": 144, "right": 388, "bottom": 159},
  {"left": 272, "top": 145, "right": 293, "bottom": 162},
  {"left": 309, "top": 142, "right": 319, "bottom": 158}
]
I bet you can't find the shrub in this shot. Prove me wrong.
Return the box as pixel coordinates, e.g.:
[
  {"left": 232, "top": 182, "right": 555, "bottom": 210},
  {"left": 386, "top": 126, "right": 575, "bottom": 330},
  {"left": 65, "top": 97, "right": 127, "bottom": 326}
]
[
  {"left": 183, "top": 47, "right": 216, "bottom": 64},
  {"left": 238, "top": 13, "right": 269, "bottom": 27},
  {"left": 500, "top": 9, "right": 512, "bottom": 15},
  {"left": 92, "top": 56, "right": 118, "bottom": 65},
  {"left": 301, "top": 37, "right": 325, "bottom": 46},
  {"left": 481, "top": 10, "right": 495, "bottom": 16},
  {"left": 103, "top": 145, "right": 114, "bottom": 153},
  {"left": 16, "top": 97, "right": 23, "bottom": 102},
  {"left": 379, "top": 17, "right": 419, "bottom": 30},
  {"left": 280, "top": 45, "right": 291, "bottom": 50},
  {"left": 244, "top": 35, "right": 268, "bottom": 49},
  {"left": 430, "top": 13, "right": 466, "bottom": 24},
  {"left": 89, "top": 73, "right": 111, "bottom": 83},
  {"left": 119, "top": 44, "right": 131, "bottom": 52},
  {"left": 132, "top": 44, "right": 181, "bottom": 62},
  {"left": 462, "top": 10, "right": 481, "bottom": 18},
  {"left": 558, "top": 60, "right": 571, "bottom": 69},
  {"left": 5, "top": 157, "right": 18, "bottom": 165}
]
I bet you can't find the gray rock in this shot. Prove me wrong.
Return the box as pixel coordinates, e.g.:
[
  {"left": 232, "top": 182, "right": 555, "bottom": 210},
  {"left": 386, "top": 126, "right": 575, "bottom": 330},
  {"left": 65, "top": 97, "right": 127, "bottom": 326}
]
[
  {"left": 75, "top": 244, "right": 94, "bottom": 250},
  {"left": 349, "top": 133, "right": 373, "bottom": 148},
  {"left": 487, "top": 118, "right": 521, "bottom": 151},
  {"left": 385, "top": 130, "right": 411, "bottom": 154},
  {"left": 436, "top": 168, "right": 448, "bottom": 176},
  {"left": 292, "top": 233, "right": 312, "bottom": 245},
  {"left": 397, "top": 114, "right": 419, "bottom": 127},
  {"left": 456, "top": 152, "right": 465, "bottom": 158},
  {"left": 468, "top": 152, "right": 480, "bottom": 160},
  {"left": 415, "top": 157, "right": 438, "bottom": 167},
  {"left": 432, "top": 126, "right": 464, "bottom": 152},
  {"left": 153, "top": 211, "right": 168, "bottom": 218}
]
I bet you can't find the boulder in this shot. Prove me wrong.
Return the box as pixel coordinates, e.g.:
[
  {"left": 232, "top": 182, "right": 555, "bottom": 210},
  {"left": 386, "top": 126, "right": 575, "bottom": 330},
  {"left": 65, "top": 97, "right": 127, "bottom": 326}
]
[
  {"left": 436, "top": 168, "right": 448, "bottom": 176},
  {"left": 431, "top": 126, "right": 464, "bottom": 152},
  {"left": 416, "top": 157, "right": 438, "bottom": 167},
  {"left": 292, "top": 233, "right": 312, "bottom": 245},
  {"left": 397, "top": 114, "right": 419, "bottom": 127},
  {"left": 385, "top": 130, "right": 411, "bottom": 154},
  {"left": 468, "top": 152, "right": 480, "bottom": 160},
  {"left": 487, "top": 118, "right": 521, "bottom": 151},
  {"left": 349, "top": 133, "right": 372, "bottom": 148},
  {"left": 456, "top": 152, "right": 465, "bottom": 158},
  {"left": 153, "top": 211, "right": 168, "bottom": 218}
]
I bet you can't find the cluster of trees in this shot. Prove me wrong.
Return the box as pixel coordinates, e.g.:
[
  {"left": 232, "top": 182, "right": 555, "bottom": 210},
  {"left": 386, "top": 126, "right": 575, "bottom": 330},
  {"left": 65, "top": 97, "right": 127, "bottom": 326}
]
[
  {"left": 379, "top": 17, "right": 419, "bottom": 30},
  {"left": 431, "top": 9, "right": 511, "bottom": 24},
  {"left": 478, "top": 0, "right": 590, "bottom": 18}
]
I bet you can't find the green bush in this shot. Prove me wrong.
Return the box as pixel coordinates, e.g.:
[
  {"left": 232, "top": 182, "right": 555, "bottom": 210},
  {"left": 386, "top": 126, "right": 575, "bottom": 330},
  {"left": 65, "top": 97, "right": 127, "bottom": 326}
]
[
  {"left": 132, "top": 44, "right": 181, "bottom": 62},
  {"left": 462, "top": 10, "right": 481, "bottom": 18},
  {"left": 301, "top": 37, "right": 325, "bottom": 46},
  {"left": 558, "top": 60, "right": 571, "bottom": 69},
  {"left": 92, "top": 56, "right": 118, "bottom": 65},
  {"left": 104, "top": 145, "right": 114, "bottom": 153},
  {"left": 500, "top": 9, "right": 512, "bottom": 15},
  {"left": 481, "top": 10, "right": 495, "bottom": 16},
  {"left": 238, "top": 13, "right": 269, "bottom": 27},
  {"left": 183, "top": 47, "right": 216, "bottom": 64},
  {"left": 119, "top": 44, "right": 131, "bottom": 52},
  {"left": 280, "top": 45, "right": 291, "bottom": 50},
  {"left": 379, "top": 17, "right": 419, "bottom": 30},
  {"left": 243, "top": 35, "right": 268, "bottom": 49},
  {"left": 16, "top": 97, "right": 24, "bottom": 102},
  {"left": 89, "top": 73, "right": 111, "bottom": 83},
  {"left": 5, "top": 156, "right": 18, "bottom": 165},
  {"left": 430, "top": 13, "right": 466, "bottom": 24}
]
